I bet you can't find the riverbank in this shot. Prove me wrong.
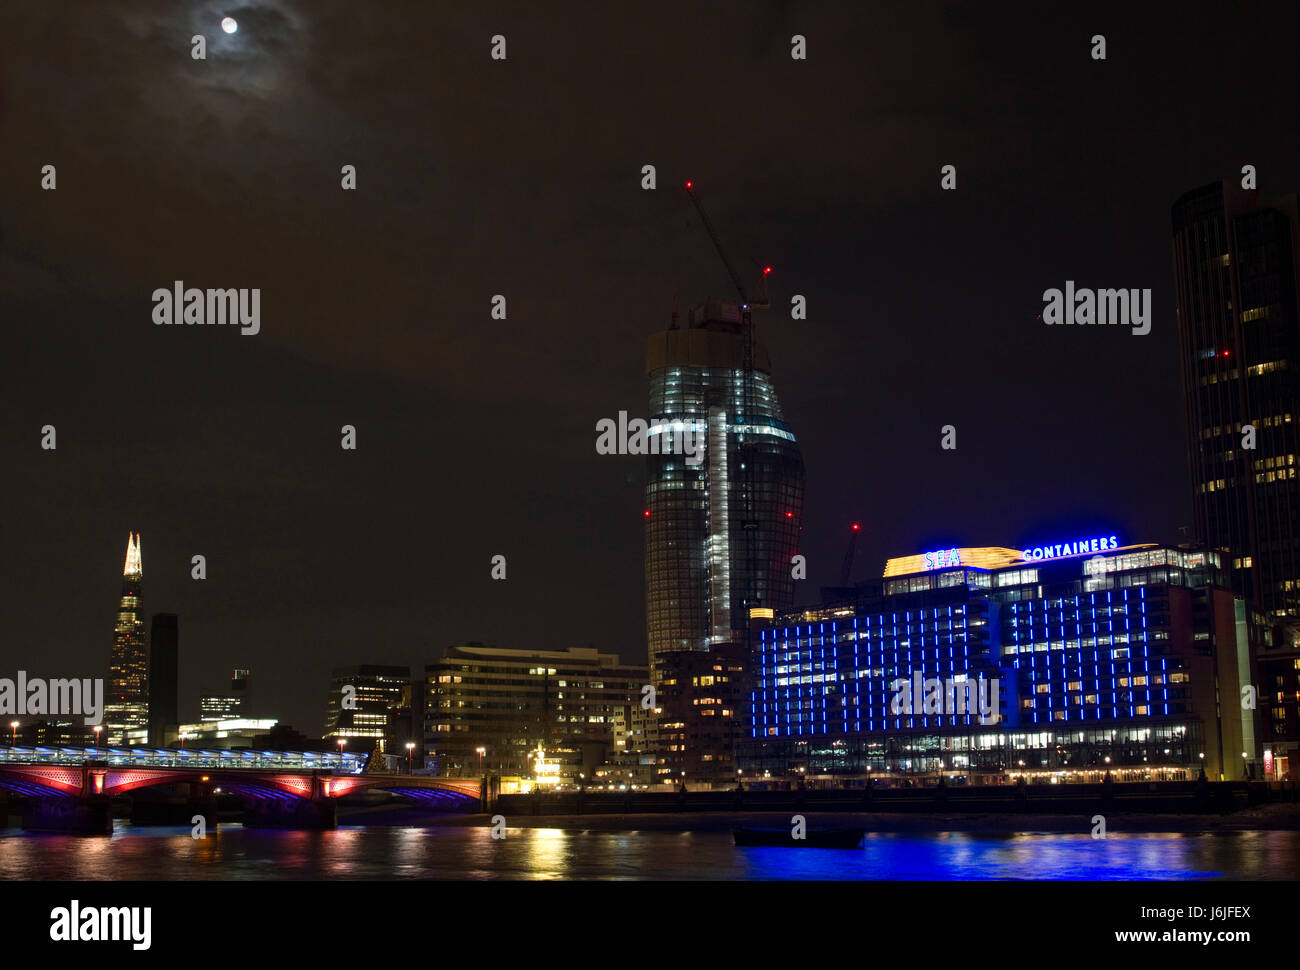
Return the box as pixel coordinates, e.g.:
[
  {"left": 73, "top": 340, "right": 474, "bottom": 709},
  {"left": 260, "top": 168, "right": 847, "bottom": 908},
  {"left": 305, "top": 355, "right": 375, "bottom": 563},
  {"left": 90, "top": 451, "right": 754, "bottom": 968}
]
[{"left": 336, "top": 801, "right": 1300, "bottom": 833}]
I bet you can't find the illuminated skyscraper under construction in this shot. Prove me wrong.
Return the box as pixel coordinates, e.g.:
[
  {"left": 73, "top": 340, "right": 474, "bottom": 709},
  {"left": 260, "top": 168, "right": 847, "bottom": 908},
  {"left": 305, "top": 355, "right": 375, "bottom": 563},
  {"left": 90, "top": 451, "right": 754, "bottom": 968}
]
[
  {"left": 105, "top": 533, "right": 147, "bottom": 746},
  {"left": 643, "top": 300, "right": 805, "bottom": 683}
]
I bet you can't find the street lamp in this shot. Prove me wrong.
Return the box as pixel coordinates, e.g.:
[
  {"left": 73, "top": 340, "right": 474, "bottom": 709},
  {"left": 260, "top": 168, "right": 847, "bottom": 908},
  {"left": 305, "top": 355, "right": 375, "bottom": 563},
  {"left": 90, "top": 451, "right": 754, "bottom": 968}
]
[
  {"left": 9, "top": 721, "right": 17, "bottom": 746},
  {"left": 406, "top": 741, "right": 415, "bottom": 772},
  {"left": 476, "top": 746, "right": 486, "bottom": 773},
  {"left": 93, "top": 725, "right": 102, "bottom": 747},
  {"left": 337, "top": 737, "right": 347, "bottom": 768}
]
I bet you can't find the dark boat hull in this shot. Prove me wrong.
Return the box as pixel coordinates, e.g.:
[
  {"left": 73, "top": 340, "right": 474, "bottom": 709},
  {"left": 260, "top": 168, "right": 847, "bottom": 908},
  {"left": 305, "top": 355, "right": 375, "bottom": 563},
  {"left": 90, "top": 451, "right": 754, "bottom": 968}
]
[{"left": 733, "top": 827, "right": 864, "bottom": 848}]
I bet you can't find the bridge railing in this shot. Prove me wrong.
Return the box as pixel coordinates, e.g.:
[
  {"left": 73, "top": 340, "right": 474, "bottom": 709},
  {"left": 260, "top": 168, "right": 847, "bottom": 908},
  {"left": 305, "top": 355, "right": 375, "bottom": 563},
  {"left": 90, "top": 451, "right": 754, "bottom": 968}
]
[{"left": 0, "top": 745, "right": 366, "bottom": 773}]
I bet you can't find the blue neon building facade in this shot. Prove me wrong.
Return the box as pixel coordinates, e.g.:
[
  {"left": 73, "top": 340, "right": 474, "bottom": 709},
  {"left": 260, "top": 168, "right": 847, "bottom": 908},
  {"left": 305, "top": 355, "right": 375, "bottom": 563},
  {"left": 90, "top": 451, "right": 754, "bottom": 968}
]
[{"left": 741, "top": 542, "right": 1261, "bottom": 781}]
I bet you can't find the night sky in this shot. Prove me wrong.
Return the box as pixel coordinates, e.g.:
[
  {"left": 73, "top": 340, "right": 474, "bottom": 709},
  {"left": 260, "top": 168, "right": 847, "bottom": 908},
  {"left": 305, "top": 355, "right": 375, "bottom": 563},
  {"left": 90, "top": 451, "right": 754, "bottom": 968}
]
[{"left": 3, "top": 2, "right": 1298, "bottom": 734}]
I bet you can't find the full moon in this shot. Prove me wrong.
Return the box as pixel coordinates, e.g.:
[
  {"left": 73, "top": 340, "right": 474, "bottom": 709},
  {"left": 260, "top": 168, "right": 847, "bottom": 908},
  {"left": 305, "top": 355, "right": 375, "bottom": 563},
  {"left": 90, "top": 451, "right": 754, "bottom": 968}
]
[{"left": 221, "top": 17, "right": 237, "bottom": 34}]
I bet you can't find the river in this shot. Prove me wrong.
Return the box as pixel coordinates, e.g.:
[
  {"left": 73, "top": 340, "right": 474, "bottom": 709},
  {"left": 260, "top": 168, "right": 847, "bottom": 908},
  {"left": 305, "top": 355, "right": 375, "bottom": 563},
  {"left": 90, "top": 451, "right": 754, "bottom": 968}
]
[{"left": 1, "top": 822, "right": 1294, "bottom": 879}]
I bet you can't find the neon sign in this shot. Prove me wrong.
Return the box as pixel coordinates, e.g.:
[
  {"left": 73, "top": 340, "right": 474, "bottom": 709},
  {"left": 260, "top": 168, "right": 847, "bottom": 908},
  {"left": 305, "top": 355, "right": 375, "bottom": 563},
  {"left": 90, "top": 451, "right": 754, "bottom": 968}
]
[
  {"left": 1023, "top": 535, "right": 1119, "bottom": 561},
  {"left": 922, "top": 548, "right": 962, "bottom": 569}
]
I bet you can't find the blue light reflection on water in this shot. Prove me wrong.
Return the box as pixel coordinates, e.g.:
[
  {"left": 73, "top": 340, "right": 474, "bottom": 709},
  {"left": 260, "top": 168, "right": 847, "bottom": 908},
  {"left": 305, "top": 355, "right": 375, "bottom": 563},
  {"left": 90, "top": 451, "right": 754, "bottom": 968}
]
[
  {"left": 0, "top": 825, "right": 1289, "bottom": 880},
  {"left": 733, "top": 832, "right": 1234, "bottom": 880}
]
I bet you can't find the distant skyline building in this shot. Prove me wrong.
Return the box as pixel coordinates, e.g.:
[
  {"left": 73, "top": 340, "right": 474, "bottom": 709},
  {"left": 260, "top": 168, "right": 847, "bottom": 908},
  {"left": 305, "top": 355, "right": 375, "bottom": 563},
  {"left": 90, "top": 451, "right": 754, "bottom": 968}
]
[
  {"left": 147, "top": 613, "right": 178, "bottom": 746},
  {"left": 323, "top": 664, "right": 410, "bottom": 750},
  {"left": 176, "top": 717, "right": 278, "bottom": 750},
  {"left": 105, "top": 533, "right": 147, "bottom": 746},
  {"left": 383, "top": 679, "right": 425, "bottom": 767},
  {"left": 200, "top": 667, "right": 251, "bottom": 722},
  {"left": 1172, "top": 180, "right": 1300, "bottom": 622},
  {"left": 644, "top": 299, "right": 805, "bottom": 683}
]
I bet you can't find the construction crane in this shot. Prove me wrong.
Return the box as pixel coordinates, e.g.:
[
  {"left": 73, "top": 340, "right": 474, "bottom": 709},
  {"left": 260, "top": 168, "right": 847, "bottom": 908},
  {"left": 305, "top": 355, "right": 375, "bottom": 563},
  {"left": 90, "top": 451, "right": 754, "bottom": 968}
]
[
  {"left": 684, "top": 179, "right": 772, "bottom": 619},
  {"left": 684, "top": 181, "right": 771, "bottom": 314},
  {"left": 840, "top": 523, "right": 862, "bottom": 586}
]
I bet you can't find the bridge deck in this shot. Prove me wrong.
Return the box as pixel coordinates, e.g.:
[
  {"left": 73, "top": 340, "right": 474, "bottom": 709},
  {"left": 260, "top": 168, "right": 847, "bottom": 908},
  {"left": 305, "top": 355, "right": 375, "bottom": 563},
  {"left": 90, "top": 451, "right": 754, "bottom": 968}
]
[{"left": 0, "top": 745, "right": 365, "bottom": 771}]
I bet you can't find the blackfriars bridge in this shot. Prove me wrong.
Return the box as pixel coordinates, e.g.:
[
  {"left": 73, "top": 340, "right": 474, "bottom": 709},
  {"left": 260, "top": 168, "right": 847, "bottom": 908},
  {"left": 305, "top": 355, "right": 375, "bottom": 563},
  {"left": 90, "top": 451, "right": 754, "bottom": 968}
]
[{"left": 0, "top": 745, "right": 483, "bottom": 833}]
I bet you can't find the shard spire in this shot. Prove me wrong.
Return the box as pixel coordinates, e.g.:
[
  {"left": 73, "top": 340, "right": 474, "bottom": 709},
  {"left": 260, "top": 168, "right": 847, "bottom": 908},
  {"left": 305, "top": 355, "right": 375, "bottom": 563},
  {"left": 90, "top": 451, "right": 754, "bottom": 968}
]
[{"left": 123, "top": 532, "right": 142, "bottom": 579}]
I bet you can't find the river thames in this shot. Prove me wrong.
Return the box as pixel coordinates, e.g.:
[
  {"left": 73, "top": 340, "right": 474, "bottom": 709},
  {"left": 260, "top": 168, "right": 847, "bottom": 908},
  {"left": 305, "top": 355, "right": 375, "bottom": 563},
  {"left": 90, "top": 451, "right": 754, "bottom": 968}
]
[{"left": 2, "top": 824, "right": 1295, "bottom": 880}]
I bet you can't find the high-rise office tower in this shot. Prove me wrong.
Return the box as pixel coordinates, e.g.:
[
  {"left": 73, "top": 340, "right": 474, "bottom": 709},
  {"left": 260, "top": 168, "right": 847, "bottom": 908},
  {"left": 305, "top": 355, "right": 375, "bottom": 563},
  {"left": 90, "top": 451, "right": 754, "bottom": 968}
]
[
  {"left": 1172, "top": 181, "right": 1300, "bottom": 621},
  {"left": 105, "top": 532, "right": 147, "bottom": 745},
  {"left": 147, "top": 613, "right": 179, "bottom": 746},
  {"left": 644, "top": 299, "right": 805, "bottom": 682}
]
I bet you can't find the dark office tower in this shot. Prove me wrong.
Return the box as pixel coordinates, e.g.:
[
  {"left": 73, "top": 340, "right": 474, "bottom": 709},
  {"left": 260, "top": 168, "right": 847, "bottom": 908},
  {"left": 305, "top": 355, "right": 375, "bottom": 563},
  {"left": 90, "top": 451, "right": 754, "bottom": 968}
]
[
  {"left": 1172, "top": 181, "right": 1300, "bottom": 622},
  {"left": 105, "top": 533, "right": 147, "bottom": 746},
  {"left": 147, "top": 614, "right": 179, "bottom": 746},
  {"left": 644, "top": 300, "right": 805, "bottom": 682}
]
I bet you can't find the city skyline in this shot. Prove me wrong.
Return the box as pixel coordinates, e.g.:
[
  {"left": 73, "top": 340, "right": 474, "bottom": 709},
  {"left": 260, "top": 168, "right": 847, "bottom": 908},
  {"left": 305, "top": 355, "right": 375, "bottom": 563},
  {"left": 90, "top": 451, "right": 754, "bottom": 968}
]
[{"left": 4, "top": 5, "right": 1300, "bottom": 925}]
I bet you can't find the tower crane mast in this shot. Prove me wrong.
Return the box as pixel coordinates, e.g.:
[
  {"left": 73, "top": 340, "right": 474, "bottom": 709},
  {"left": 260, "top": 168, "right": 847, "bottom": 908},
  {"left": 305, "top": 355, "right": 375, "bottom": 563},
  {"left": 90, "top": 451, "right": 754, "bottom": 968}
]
[{"left": 684, "top": 180, "right": 773, "bottom": 622}]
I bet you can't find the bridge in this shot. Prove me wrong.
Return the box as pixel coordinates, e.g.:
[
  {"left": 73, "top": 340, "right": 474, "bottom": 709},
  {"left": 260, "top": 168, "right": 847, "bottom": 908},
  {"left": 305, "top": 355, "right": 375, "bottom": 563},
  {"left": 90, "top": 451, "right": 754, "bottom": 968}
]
[{"left": 0, "top": 745, "right": 483, "bottom": 833}]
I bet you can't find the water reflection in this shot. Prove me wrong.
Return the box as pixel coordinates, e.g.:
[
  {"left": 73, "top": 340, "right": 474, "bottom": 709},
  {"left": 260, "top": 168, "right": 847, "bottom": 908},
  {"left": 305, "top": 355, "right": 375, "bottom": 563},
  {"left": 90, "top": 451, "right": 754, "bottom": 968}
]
[{"left": 0, "top": 825, "right": 1292, "bottom": 881}]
